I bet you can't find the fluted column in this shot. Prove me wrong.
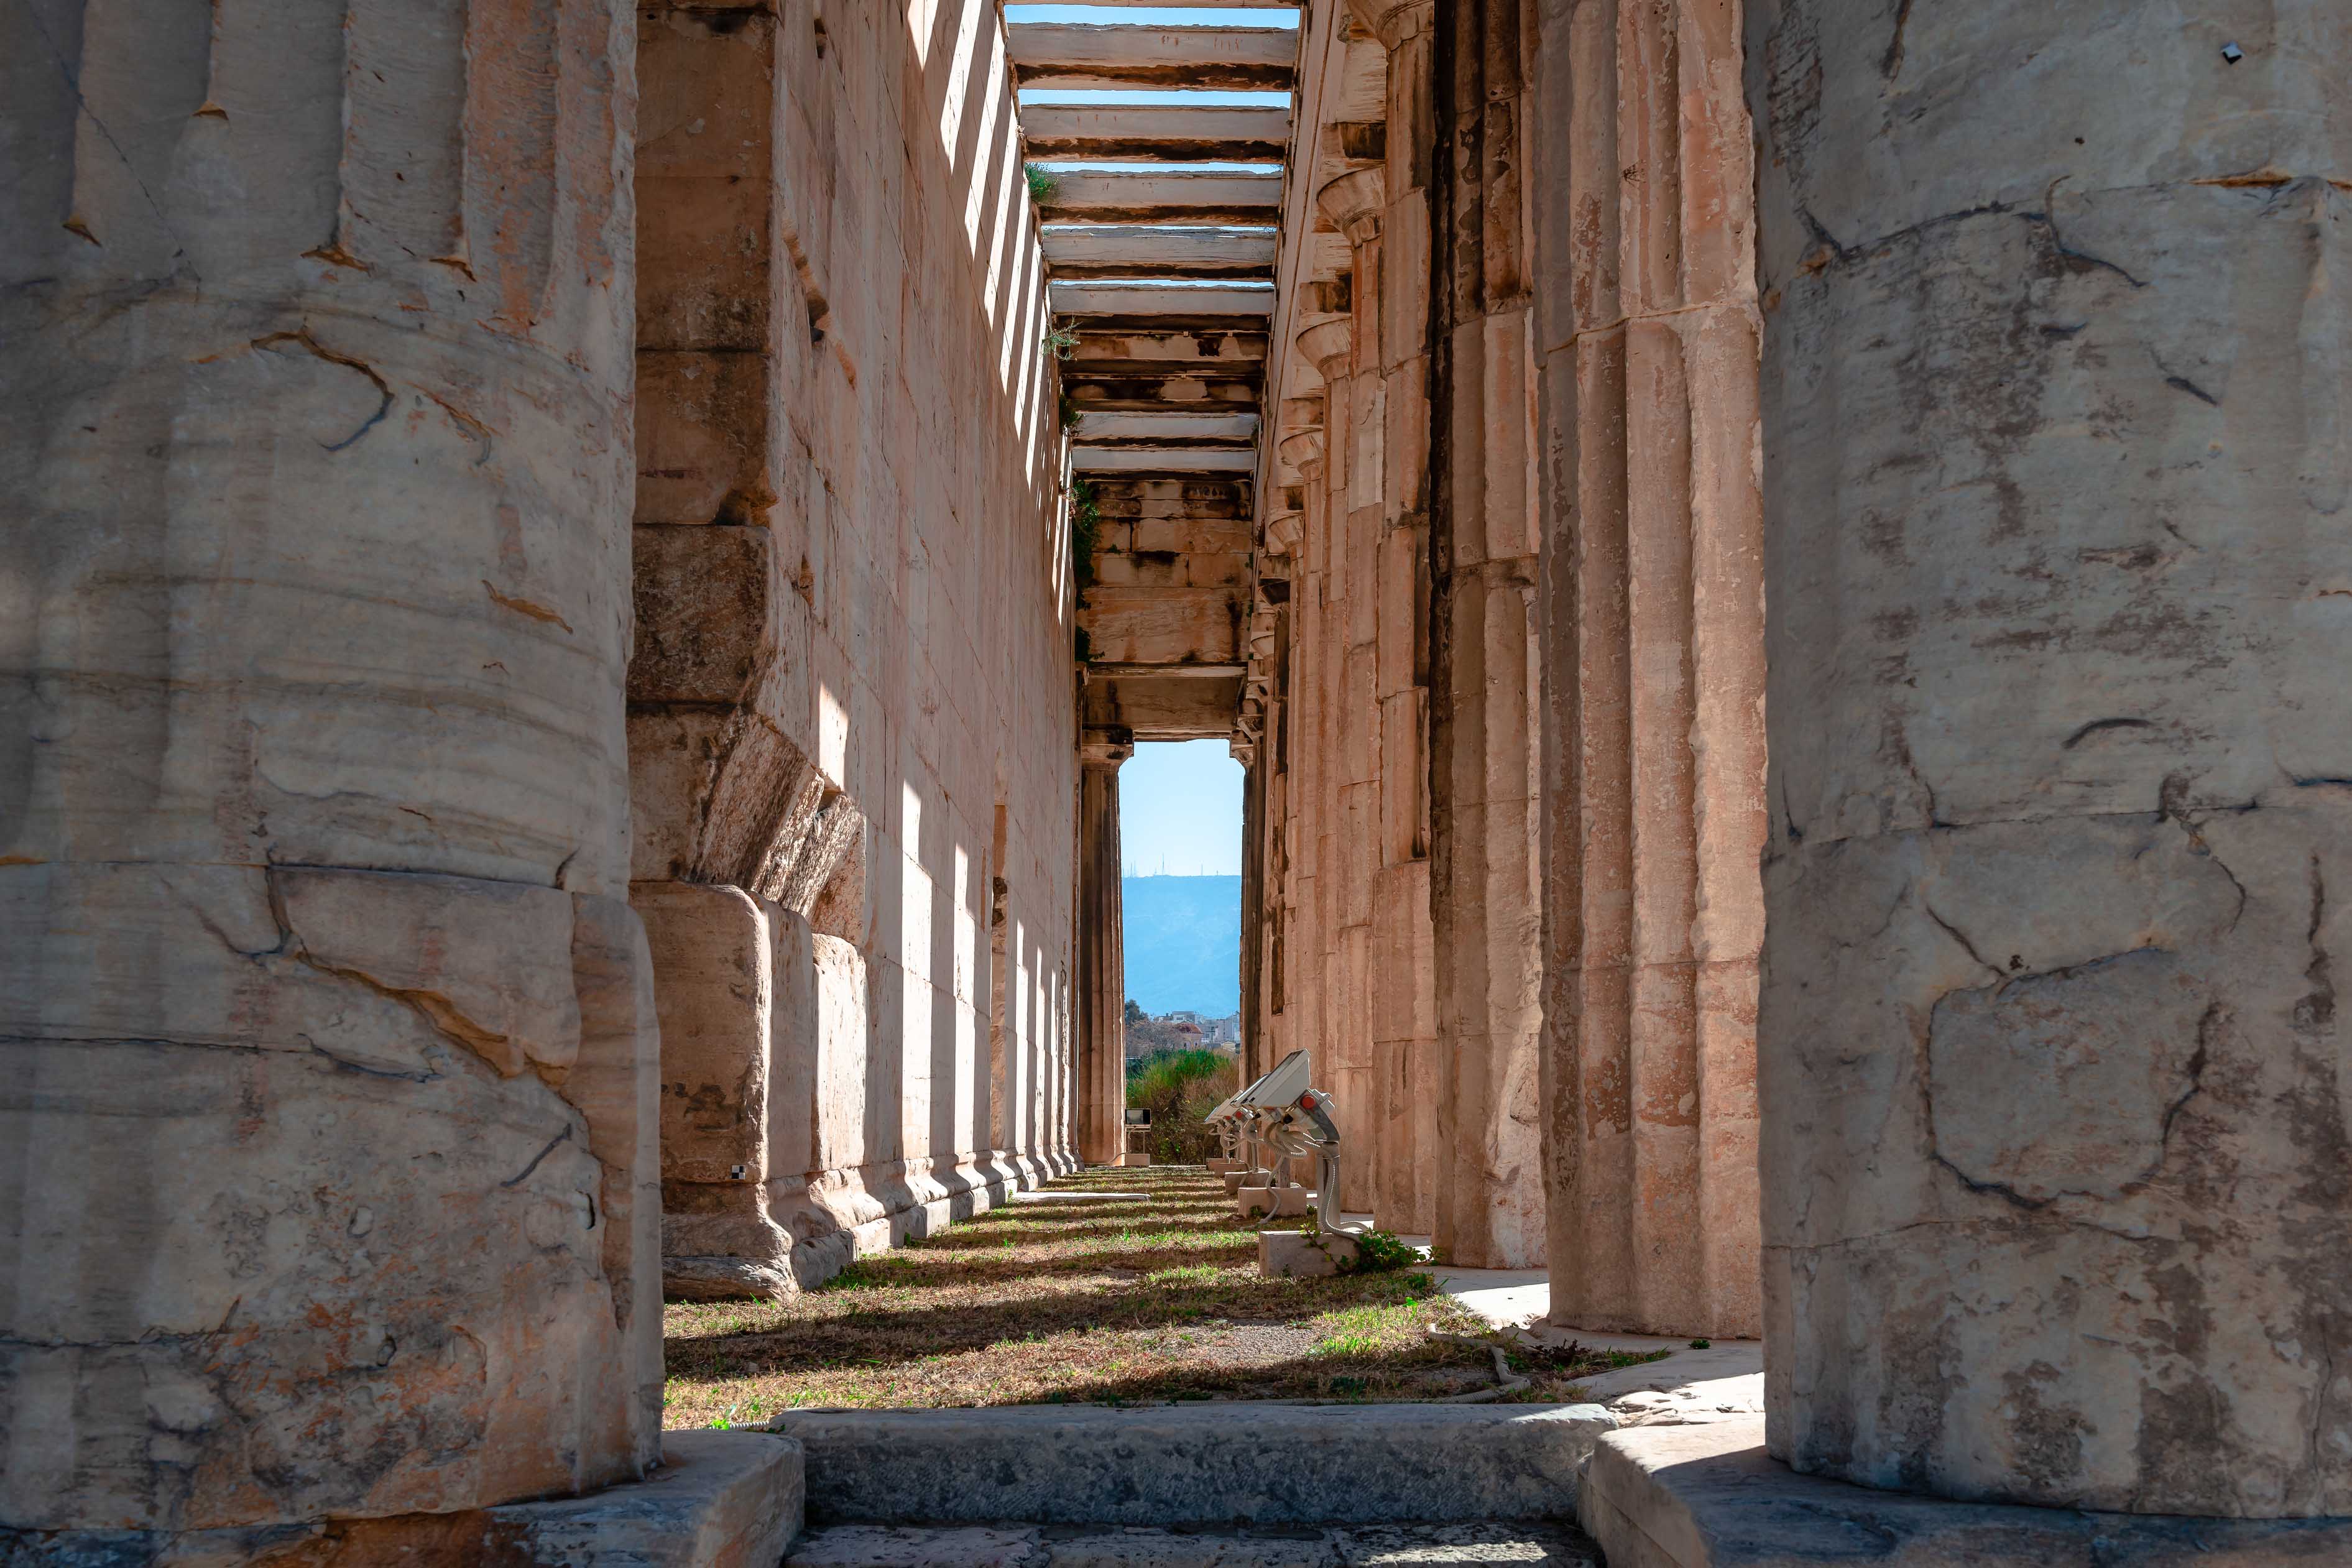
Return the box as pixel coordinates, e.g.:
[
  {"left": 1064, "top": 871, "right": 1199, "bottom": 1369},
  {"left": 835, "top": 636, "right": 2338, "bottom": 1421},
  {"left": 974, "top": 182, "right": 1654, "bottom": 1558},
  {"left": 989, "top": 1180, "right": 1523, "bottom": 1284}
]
[
  {"left": 0, "top": 0, "right": 658, "bottom": 1534},
  {"left": 1752, "top": 0, "right": 2352, "bottom": 1516},
  {"left": 1280, "top": 408, "right": 1329, "bottom": 1114},
  {"left": 1322, "top": 165, "right": 1437, "bottom": 1235},
  {"left": 1427, "top": 0, "right": 1547, "bottom": 1270},
  {"left": 1531, "top": 0, "right": 1765, "bottom": 1329},
  {"left": 1077, "top": 733, "right": 1132, "bottom": 1166},
  {"left": 1296, "top": 315, "right": 1377, "bottom": 1211}
]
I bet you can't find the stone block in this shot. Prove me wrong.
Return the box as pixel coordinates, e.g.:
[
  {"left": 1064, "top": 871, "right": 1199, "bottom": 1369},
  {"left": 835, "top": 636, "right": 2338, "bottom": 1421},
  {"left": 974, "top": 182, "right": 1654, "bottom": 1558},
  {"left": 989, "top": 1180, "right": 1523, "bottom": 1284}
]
[
  {"left": 773, "top": 1403, "right": 1618, "bottom": 1525},
  {"left": 1577, "top": 1418, "right": 2352, "bottom": 1567},
  {"left": 629, "top": 525, "right": 775, "bottom": 704},
  {"left": 479, "top": 1431, "right": 802, "bottom": 1566},
  {"left": 1258, "top": 1230, "right": 1357, "bottom": 1278},
  {"left": 1238, "top": 1184, "right": 1312, "bottom": 1219},
  {"left": 635, "top": 350, "right": 776, "bottom": 527}
]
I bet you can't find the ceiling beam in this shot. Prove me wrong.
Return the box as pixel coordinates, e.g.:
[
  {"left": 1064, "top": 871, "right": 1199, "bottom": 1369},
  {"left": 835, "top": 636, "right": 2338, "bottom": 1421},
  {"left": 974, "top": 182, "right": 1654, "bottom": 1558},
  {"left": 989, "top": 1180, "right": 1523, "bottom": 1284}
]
[
  {"left": 1041, "top": 225, "right": 1278, "bottom": 280},
  {"left": 1020, "top": 104, "right": 1291, "bottom": 164},
  {"left": 1051, "top": 282, "right": 1276, "bottom": 318},
  {"left": 1072, "top": 448, "right": 1260, "bottom": 473},
  {"left": 1064, "top": 372, "right": 1261, "bottom": 412},
  {"left": 1010, "top": 25, "right": 1296, "bottom": 91},
  {"left": 1038, "top": 169, "right": 1283, "bottom": 226},
  {"left": 1086, "top": 663, "right": 1248, "bottom": 679},
  {"left": 1068, "top": 328, "right": 1268, "bottom": 367},
  {"left": 1074, "top": 412, "right": 1261, "bottom": 444}
]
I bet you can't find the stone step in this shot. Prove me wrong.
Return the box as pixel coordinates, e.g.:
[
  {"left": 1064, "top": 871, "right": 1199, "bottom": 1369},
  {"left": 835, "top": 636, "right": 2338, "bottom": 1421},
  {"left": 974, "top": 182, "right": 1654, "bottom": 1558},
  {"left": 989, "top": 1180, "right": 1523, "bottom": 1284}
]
[
  {"left": 766, "top": 1403, "right": 1617, "bottom": 1529},
  {"left": 788, "top": 1521, "right": 1602, "bottom": 1567}
]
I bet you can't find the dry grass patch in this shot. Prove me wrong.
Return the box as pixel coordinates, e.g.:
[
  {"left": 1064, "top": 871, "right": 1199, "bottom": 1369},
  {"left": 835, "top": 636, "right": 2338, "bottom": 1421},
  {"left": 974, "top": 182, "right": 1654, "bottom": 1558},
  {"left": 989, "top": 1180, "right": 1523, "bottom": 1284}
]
[{"left": 662, "top": 1166, "right": 1635, "bottom": 1426}]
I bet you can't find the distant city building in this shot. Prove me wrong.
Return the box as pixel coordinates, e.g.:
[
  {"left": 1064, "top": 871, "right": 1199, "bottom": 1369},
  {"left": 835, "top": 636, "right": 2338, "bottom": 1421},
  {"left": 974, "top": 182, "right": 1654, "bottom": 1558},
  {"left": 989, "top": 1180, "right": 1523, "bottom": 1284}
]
[{"left": 1125, "top": 1007, "right": 1240, "bottom": 1061}]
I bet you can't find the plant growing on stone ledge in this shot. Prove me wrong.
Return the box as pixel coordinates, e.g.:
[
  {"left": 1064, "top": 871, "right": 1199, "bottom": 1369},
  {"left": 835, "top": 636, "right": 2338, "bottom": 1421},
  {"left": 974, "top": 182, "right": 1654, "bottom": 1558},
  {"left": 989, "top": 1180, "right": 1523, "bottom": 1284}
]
[
  {"left": 1025, "top": 163, "right": 1060, "bottom": 203},
  {"left": 1058, "top": 387, "right": 1083, "bottom": 434},
  {"left": 1069, "top": 478, "right": 1102, "bottom": 595},
  {"left": 1297, "top": 1212, "right": 1421, "bottom": 1275},
  {"left": 1043, "top": 323, "right": 1080, "bottom": 361}
]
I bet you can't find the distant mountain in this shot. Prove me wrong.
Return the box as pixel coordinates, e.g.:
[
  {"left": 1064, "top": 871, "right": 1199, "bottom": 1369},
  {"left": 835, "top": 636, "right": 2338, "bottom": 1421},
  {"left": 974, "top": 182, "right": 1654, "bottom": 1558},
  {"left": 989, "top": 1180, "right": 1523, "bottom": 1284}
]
[{"left": 1122, "top": 875, "right": 1240, "bottom": 1017}]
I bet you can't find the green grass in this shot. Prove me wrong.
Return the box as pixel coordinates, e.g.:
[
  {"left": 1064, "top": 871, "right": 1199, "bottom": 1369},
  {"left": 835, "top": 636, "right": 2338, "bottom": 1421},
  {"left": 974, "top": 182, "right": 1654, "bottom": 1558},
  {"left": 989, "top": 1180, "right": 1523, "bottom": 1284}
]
[{"left": 662, "top": 1168, "right": 1523, "bottom": 1419}]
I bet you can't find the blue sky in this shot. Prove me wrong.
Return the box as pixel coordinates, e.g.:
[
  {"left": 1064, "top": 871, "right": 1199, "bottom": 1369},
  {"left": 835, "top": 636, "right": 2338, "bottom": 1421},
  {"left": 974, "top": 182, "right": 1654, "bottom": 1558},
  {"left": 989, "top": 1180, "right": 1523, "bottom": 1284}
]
[{"left": 1122, "top": 739, "right": 1243, "bottom": 877}]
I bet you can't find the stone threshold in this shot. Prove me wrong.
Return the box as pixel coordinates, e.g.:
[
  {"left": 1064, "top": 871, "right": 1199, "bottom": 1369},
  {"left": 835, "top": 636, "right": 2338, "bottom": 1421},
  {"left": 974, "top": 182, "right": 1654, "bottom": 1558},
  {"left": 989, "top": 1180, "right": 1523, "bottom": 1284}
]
[
  {"left": 770, "top": 1402, "right": 1617, "bottom": 1528},
  {"left": 787, "top": 1520, "right": 1603, "bottom": 1566},
  {"left": 1582, "top": 1416, "right": 2352, "bottom": 1567}
]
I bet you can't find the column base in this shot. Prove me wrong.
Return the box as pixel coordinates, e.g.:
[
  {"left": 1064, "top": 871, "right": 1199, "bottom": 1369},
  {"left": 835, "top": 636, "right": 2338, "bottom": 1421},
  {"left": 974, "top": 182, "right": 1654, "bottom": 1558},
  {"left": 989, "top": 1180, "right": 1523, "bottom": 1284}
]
[
  {"left": 1580, "top": 1417, "right": 2352, "bottom": 1567},
  {"left": 665, "top": 1149, "right": 1074, "bottom": 1298},
  {"left": 0, "top": 1433, "right": 802, "bottom": 1566}
]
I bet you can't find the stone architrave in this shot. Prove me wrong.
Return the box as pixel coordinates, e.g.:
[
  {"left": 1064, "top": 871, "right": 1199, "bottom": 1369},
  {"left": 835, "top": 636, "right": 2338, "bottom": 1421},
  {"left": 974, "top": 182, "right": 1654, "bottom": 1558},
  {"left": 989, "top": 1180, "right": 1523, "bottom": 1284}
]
[
  {"left": 1529, "top": 0, "right": 1766, "bottom": 1333},
  {"left": 1751, "top": 0, "right": 2352, "bottom": 1516}
]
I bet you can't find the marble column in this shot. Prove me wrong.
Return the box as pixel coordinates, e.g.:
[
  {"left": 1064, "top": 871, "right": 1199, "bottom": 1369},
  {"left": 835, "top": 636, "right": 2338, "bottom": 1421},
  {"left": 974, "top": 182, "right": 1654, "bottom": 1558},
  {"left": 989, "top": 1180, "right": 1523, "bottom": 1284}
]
[
  {"left": 1077, "top": 732, "right": 1132, "bottom": 1166},
  {"left": 1751, "top": 0, "right": 2352, "bottom": 1515},
  {"left": 1299, "top": 313, "right": 1378, "bottom": 1212},
  {"left": 1413, "top": 0, "right": 1549, "bottom": 1268},
  {"left": 0, "top": 0, "right": 659, "bottom": 1535},
  {"left": 1323, "top": 160, "right": 1439, "bottom": 1237},
  {"left": 1531, "top": 0, "right": 1766, "bottom": 1330}
]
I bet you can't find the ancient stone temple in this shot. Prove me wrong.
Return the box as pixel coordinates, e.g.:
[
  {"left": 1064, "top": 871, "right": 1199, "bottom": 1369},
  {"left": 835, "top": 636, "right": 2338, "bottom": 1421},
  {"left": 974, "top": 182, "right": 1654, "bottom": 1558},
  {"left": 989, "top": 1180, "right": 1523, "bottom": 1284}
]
[{"left": 6, "top": 0, "right": 2350, "bottom": 1562}]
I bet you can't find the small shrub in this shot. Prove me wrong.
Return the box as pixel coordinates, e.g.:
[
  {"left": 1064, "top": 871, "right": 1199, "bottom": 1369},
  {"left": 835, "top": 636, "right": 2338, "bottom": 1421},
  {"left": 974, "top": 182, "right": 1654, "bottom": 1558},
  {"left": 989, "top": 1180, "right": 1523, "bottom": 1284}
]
[
  {"left": 1058, "top": 387, "right": 1083, "bottom": 433},
  {"left": 1689, "top": 1338, "right": 1712, "bottom": 1349},
  {"left": 1340, "top": 1227, "right": 1421, "bottom": 1274},
  {"left": 1043, "top": 323, "right": 1080, "bottom": 360},
  {"left": 1025, "top": 163, "right": 1060, "bottom": 203},
  {"left": 1125, "top": 1046, "right": 1238, "bottom": 1164}
]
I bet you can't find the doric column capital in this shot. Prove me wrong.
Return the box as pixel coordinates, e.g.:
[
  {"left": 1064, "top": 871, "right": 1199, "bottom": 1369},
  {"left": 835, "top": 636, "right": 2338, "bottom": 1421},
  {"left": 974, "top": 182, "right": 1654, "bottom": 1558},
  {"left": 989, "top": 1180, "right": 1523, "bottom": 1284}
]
[
  {"left": 1317, "top": 167, "right": 1388, "bottom": 246},
  {"left": 1347, "top": 0, "right": 1434, "bottom": 50},
  {"left": 1295, "top": 318, "right": 1354, "bottom": 383},
  {"left": 1080, "top": 729, "right": 1134, "bottom": 770},
  {"left": 1279, "top": 428, "right": 1326, "bottom": 476}
]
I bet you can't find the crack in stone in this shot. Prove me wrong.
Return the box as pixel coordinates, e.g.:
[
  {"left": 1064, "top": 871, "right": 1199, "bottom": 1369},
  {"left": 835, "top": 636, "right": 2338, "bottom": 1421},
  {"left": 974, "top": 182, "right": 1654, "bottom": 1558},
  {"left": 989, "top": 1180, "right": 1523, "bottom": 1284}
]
[
  {"left": 2062, "top": 717, "right": 2156, "bottom": 749},
  {"left": 1921, "top": 901, "right": 2003, "bottom": 982},
  {"left": 250, "top": 330, "right": 394, "bottom": 451},
  {"left": 1879, "top": 0, "right": 1914, "bottom": 80},
  {"left": 2156, "top": 1005, "right": 2217, "bottom": 1153},
  {"left": 499, "top": 1125, "right": 575, "bottom": 1189},
  {"left": 265, "top": 869, "right": 522, "bottom": 1078}
]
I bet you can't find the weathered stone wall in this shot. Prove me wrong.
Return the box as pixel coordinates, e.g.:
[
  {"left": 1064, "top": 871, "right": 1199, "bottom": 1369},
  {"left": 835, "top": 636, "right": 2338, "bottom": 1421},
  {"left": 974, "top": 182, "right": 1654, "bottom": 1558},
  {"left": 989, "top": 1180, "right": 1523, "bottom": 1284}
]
[
  {"left": 1751, "top": 0, "right": 2352, "bottom": 1516},
  {"left": 1529, "top": 0, "right": 1766, "bottom": 1337},
  {"left": 635, "top": 0, "right": 1079, "bottom": 1294},
  {"left": 1, "top": 0, "right": 660, "bottom": 1538}
]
